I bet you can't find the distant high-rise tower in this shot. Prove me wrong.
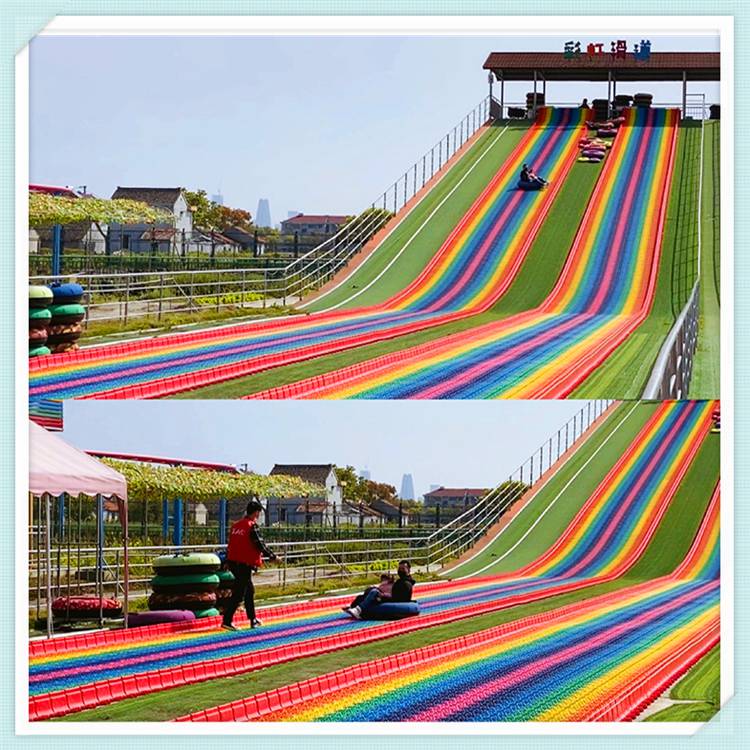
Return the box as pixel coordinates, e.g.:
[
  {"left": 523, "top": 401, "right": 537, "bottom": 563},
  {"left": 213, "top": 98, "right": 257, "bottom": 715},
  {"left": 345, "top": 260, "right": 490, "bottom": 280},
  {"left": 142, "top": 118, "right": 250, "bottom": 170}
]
[
  {"left": 359, "top": 467, "right": 371, "bottom": 481},
  {"left": 429, "top": 484, "right": 441, "bottom": 492},
  {"left": 211, "top": 190, "right": 224, "bottom": 205},
  {"left": 288, "top": 210, "right": 302, "bottom": 219},
  {"left": 256, "top": 198, "right": 272, "bottom": 228},
  {"left": 400, "top": 473, "right": 415, "bottom": 500}
]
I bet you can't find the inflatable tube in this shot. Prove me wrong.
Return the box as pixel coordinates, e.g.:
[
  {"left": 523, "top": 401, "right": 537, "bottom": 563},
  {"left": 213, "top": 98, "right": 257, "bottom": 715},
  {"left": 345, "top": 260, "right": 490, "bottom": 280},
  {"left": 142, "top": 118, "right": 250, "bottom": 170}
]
[
  {"left": 217, "top": 569, "right": 235, "bottom": 587},
  {"left": 153, "top": 552, "right": 221, "bottom": 576},
  {"left": 517, "top": 180, "right": 544, "bottom": 191},
  {"left": 215, "top": 588, "right": 233, "bottom": 601},
  {"left": 50, "top": 283, "right": 84, "bottom": 303},
  {"left": 29, "top": 285, "right": 54, "bottom": 308},
  {"left": 49, "top": 342, "right": 79, "bottom": 354},
  {"left": 29, "top": 308, "right": 52, "bottom": 326},
  {"left": 29, "top": 345, "right": 51, "bottom": 357},
  {"left": 29, "top": 329, "right": 48, "bottom": 344},
  {"left": 51, "top": 596, "right": 122, "bottom": 618},
  {"left": 148, "top": 591, "right": 218, "bottom": 611},
  {"left": 47, "top": 331, "right": 83, "bottom": 345},
  {"left": 360, "top": 601, "right": 420, "bottom": 621},
  {"left": 48, "top": 322, "right": 83, "bottom": 337},
  {"left": 126, "top": 610, "right": 196, "bottom": 627},
  {"left": 49, "top": 303, "right": 86, "bottom": 318},
  {"left": 49, "top": 303, "right": 85, "bottom": 325},
  {"left": 150, "top": 573, "right": 220, "bottom": 593},
  {"left": 193, "top": 607, "right": 220, "bottom": 619},
  {"left": 597, "top": 129, "right": 618, "bottom": 138}
]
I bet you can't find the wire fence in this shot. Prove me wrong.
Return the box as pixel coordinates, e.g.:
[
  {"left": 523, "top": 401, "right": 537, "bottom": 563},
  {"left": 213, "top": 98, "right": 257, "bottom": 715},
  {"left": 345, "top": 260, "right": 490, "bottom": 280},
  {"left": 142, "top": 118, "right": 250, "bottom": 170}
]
[{"left": 28, "top": 400, "right": 614, "bottom": 612}]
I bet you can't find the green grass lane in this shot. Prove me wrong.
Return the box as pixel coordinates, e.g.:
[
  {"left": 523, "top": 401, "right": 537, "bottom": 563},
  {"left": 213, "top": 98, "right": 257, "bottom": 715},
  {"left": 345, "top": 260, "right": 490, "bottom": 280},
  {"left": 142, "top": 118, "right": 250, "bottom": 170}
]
[
  {"left": 174, "top": 157, "right": 603, "bottom": 399},
  {"left": 671, "top": 644, "right": 720, "bottom": 702},
  {"left": 690, "top": 120, "right": 721, "bottom": 398},
  {"left": 55, "top": 409, "right": 718, "bottom": 722},
  {"left": 573, "top": 121, "right": 717, "bottom": 399},
  {"left": 449, "top": 402, "right": 654, "bottom": 577},
  {"left": 644, "top": 702, "right": 718, "bottom": 722},
  {"left": 305, "top": 122, "right": 529, "bottom": 312},
  {"left": 645, "top": 644, "right": 720, "bottom": 721}
]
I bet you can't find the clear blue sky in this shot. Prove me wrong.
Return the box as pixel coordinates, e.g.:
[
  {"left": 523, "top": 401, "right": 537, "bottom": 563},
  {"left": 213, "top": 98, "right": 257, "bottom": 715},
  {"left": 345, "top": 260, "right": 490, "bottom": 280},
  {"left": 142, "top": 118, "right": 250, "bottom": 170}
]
[
  {"left": 30, "top": 33, "right": 719, "bottom": 224},
  {"left": 60, "top": 399, "right": 590, "bottom": 498}
]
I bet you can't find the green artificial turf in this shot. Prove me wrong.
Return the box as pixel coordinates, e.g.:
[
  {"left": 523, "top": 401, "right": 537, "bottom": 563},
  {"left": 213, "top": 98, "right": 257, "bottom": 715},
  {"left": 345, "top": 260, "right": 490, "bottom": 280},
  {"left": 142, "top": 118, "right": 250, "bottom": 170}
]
[
  {"left": 644, "top": 702, "right": 718, "bottom": 722},
  {"left": 644, "top": 642, "right": 720, "bottom": 722},
  {"left": 56, "top": 406, "right": 719, "bottom": 722},
  {"left": 305, "top": 122, "right": 529, "bottom": 312},
  {"left": 452, "top": 402, "right": 654, "bottom": 576},
  {"left": 690, "top": 120, "right": 721, "bottom": 398},
  {"left": 175, "top": 153, "right": 602, "bottom": 399},
  {"left": 670, "top": 644, "right": 720, "bottom": 703}
]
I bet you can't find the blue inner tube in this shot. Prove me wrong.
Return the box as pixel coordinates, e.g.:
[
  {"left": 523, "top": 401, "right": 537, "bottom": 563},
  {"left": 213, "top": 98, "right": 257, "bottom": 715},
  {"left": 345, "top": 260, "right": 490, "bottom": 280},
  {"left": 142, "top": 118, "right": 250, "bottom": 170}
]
[
  {"left": 360, "top": 601, "right": 420, "bottom": 620},
  {"left": 517, "top": 180, "right": 543, "bottom": 191},
  {"left": 50, "top": 283, "right": 84, "bottom": 303}
]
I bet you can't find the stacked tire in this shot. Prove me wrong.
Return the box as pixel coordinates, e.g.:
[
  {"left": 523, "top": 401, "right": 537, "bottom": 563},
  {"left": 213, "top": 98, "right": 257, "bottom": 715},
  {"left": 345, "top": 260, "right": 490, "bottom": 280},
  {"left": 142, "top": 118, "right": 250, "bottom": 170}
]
[
  {"left": 47, "top": 283, "right": 85, "bottom": 354},
  {"left": 633, "top": 92, "right": 653, "bottom": 108},
  {"left": 526, "top": 91, "right": 544, "bottom": 115},
  {"left": 148, "top": 553, "right": 222, "bottom": 618},
  {"left": 29, "top": 286, "right": 53, "bottom": 358},
  {"left": 592, "top": 98, "right": 610, "bottom": 121}
]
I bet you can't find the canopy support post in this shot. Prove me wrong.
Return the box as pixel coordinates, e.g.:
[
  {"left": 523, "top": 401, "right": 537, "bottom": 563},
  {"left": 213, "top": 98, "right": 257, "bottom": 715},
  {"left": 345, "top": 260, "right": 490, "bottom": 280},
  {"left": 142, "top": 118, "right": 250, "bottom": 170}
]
[
  {"left": 500, "top": 76, "right": 505, "bottom": 119},
  {"left": 45, "top": 494, "right": 53, "bottom": 638},
  {"left": 532, "top": 70, "right": 538, "bottom": 118},
  {"left": 96, "top": 494, "right": 104, "bottom": 629},
  {"left": 607, "top": 70, "right": 612, "bottom": 118},
  {"left": 118, "top": 496, "right": 129, "bottom": 629}
]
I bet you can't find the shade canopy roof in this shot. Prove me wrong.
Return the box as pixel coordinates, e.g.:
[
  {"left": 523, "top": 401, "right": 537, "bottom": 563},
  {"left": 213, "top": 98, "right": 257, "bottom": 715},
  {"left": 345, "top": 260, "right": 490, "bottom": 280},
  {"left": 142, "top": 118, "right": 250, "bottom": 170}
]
[
  {"left": 483, "top": 52, "right": 720, "bottom": 82},
  {"left": 29, "top": 420, "right": 127, "bottom": 499}
]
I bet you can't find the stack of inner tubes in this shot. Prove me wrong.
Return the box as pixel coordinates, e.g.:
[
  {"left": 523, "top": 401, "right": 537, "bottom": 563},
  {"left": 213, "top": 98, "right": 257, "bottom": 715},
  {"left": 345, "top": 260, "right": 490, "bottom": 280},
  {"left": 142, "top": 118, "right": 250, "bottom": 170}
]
[
  {"left": 148, "top": 552, "right": 222, "bottom": 618},
  {"left": 577, "top": 136, "right": 610, "bottom": 163},
  {"left": 613, "top": 94, "right": 633, "bottom": 108},
  {"left": 48, "top": 283, "right": 85, "bottom": 354},
  {"left": 29, "top": 286, "right": 53, "bottom": 357},
  {"left": 215, "top": 569, "right": 236, "bottom": 612},
  {"left": 525, "top": 91, "right": 544, "bottom": 115},
  {"left": 633, "top": 92, "right": 653, "bottom": 108},
  {"left": 591, "top": 98, "right": 610, "bottom": 121}
]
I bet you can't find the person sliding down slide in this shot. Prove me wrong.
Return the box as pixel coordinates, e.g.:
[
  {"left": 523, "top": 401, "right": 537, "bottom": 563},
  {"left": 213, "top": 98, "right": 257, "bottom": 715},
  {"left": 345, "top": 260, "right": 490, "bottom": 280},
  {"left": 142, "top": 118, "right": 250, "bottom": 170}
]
[
  {"left": 519, "top": 163, "right": 548, "bottom": 190},
  {"left": 345, "top": 560, "right": 415, "bottom": 619}
]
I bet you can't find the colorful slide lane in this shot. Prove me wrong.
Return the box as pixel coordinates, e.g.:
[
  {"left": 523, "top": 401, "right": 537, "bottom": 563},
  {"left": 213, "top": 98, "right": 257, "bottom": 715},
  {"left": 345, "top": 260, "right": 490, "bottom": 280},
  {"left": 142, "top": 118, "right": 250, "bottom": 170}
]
[
  {"left": 180, "top": 485, "right": 719, "bottom": 722},
  {"left": 252, "top": 108, "right": 681, "bottom": 400},
  {"left": 28, "top": 401, "right": 713, "bottom": 720},
  {"left": 28, "top": 109, "right": 588, "bottom": 402}
]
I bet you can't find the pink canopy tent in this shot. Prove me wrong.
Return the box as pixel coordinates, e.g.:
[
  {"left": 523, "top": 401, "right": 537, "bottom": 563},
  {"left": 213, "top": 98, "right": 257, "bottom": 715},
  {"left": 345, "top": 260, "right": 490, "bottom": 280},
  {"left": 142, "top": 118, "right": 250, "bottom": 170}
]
[
  {"left": 30, "top": 420, "right": 128, "bottom": 499},
  {"left": 29, "top": 420, "right": 129, "bottom": 636}
]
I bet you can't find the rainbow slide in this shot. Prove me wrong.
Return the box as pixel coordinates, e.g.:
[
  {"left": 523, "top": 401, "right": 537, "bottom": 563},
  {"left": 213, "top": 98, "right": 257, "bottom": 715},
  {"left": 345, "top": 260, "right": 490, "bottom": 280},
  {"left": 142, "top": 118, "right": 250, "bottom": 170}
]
[
  {"left": 253, "top": 107, "right": 681, "bottom": 399},
  {"left": 183, "top": 485, "right": 718, "bottom": 722},
  {"left": 28, "top": 401, "right": 715, "bottom": 720},
  {"left": 28, "top": 109, "right": 589, "bottom": 401}
]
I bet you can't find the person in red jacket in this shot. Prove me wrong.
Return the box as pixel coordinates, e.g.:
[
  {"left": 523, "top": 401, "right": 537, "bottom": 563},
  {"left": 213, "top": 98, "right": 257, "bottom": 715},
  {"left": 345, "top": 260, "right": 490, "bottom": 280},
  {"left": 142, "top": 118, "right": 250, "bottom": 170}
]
[{"left": 222, "top": 498, "right": 277, "bottom": 631}]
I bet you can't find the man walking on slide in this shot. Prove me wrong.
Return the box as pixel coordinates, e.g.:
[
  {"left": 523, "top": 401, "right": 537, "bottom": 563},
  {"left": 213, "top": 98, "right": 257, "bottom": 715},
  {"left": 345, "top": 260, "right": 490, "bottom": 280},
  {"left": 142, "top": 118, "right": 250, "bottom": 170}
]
[{"left": 222, "top": 498, "right": 277, "bottom": 631}]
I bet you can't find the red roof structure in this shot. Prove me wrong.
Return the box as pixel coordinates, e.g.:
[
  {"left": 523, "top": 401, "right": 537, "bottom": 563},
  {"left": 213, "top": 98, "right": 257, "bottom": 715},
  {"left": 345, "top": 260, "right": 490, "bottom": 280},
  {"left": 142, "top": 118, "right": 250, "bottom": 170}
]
[{"left": 483, "top": 52, "right": 720, "bottom": 81}]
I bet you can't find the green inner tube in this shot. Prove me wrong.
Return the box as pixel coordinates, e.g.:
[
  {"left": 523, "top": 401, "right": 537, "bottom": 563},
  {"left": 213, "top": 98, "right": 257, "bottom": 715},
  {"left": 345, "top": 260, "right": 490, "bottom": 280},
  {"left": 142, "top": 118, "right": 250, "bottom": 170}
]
[
  {"left": 29, "top": 346, "right": 51, "bottom": 357},
  {"left": 192, "top": 607, "right": 220, "bottom": 618},
  {"left": 153, "top": 553, "right": 221, "bottom": 575},
  {"left": 150, "top": 573, "right": 220, "bottom": 593},
  {"left": 49, "top": 303, "right": 86, "bottom": 317},
  {"left": 217, "top": 570, "right": 236, "bottom": 586},
  {"left": 29, "top": 308, "right": 52, "bottom": 321}
]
